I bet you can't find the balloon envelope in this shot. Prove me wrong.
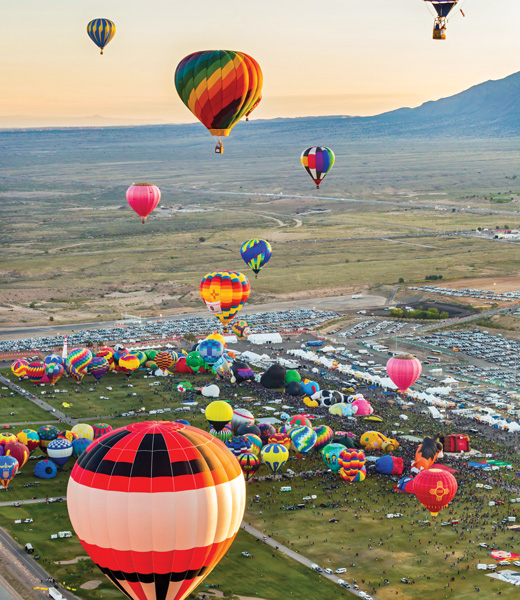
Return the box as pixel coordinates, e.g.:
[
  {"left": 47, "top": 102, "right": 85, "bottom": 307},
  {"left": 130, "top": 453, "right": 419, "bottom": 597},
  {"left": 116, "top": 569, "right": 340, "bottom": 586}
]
[
  {"left": 301, "top": 147, "right": 335, "bottom": 188},
  {"left": 126, "top": 183, "right": 161, "bottom": 223},
  {"left": 240, "top": 239, "right": 272, "bottom": 276},
  {"left": 386, "top": 354, "right": 422, "bottom": 392},
  {"left": 67, "top": 421, "right": 245, "bottom": 600}
]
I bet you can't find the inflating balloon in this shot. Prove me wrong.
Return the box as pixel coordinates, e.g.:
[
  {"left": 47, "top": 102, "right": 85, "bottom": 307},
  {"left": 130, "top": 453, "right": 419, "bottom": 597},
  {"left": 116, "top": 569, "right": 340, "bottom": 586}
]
[
  {"left": 47, "top": 438, "right": 73, "bottom": 469},
  {"left": 225, "top": 435, "right": 252, "bottom": 457},
  {"left": 289, "top": 426, "right": 317, "bottom": 457},
  {"left": 17, "top": 429, "right": 40, "bottom": 454},
  {"left": 206, "top": 401, "right": 233, "bottom": 432},
  {"left": 313, "top": 425, "right": 334, "bottom": 451},
  {"left": 33, "top": 459, "right": 58, "bottom": 479},
  {"left": 4, "top": 442, "right": 29, "bottom": 469},
  {"left": 72, "top": 438, "right": 92, "bottom": 459},
  {"left": 231, "top": 408, "right": 255, "bottom": 434},
  {"left": 67, "top": 348, "right": 93, "bottom": 375},
  {"left": 322, "top": 443, "right": 347, "bottom": 472},
  {"left": 11, "top": 359, "right": 28, "bottom": 379},
  {"left": 243, "top": 434, "right": 262, "bottom": 456},
  {"left": 261, "top": 443, "right": 289, "bottom": 474},
  {"left": 46, "top": 362, "right": 64, "bottom": 385},
  {"left": 155, "top": 351, "right": 174, "bottom": 372},
  {"left": 92, "top": 423, "right": 113, "bottom": 439},
  {"left": 71, "top": 424, "right": 94, "bottom": 441},
  {"left": 0, "top": 456, "right": 19, "bottom": 488},
  {"left": 37, "top": 425, "right": 59, "bottom": 455},
  {"left": 88, "top": 357, "right": 110, "bottom": 381},
  {"left": 338, "top": 448, "right": 366, "bottom": 483},
  {"left": 268, "top": 432, "right": 291, "bottom": 450},
  {"left": 209, "top": 425, "right": 233, "bottom": 443},
  {"left": 199, "top": 339, "right": 224, "bottom": 365},
  {"left": 237, "top": 451, "right": 261, "bottom": 481}
]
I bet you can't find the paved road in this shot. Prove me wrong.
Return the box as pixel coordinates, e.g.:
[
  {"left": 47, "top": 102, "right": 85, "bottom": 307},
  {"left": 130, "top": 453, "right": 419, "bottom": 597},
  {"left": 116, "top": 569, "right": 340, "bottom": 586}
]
[
  {"left": 241, "top": 522, "right": 361, "bottom": 597},
  {"left": 0, "top": 375, "right": 76, "bottom": 426},
  {"left": 0, "top": 526, "right": 79, "bottom": 600}
]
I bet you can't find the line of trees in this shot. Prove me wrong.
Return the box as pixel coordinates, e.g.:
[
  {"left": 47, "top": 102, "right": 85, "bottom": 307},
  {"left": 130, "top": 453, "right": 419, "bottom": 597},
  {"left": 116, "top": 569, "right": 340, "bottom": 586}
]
[{"left": 390, "top": 307, "right": 449, "bottom": 320}]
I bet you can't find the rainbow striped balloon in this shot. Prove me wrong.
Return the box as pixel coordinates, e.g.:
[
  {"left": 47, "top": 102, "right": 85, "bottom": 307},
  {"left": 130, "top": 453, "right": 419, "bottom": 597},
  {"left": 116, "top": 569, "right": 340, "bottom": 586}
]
[
  {"left": 313, "top": 425, "right": 334, "bottom": 451},
  {"left": 200, "top": 271, "right": 250, "bottom": 330},
  {"left": 289, "top": 426, "right": 317, "bottom": 457},
  {"left": 67, "top": 348, "right": 93, "bottom": 374},
  {"left": 175, "top": 51, "right": 262, "bottom": 144}
]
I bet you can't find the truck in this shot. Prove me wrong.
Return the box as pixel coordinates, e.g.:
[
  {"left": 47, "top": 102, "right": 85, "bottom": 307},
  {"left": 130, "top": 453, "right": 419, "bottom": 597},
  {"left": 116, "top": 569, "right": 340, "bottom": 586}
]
[
  {"left": 24, "top": 543, "right": 34, "bottom": 554},
  {"left": 351, "top": 294, "right": 363, "bottom": 299},
  {"left": 307, "top": 340, "right": 324, "bottom": 347},
  {"left": 48, "top": 588, "right": 65, "bottom": 600}
]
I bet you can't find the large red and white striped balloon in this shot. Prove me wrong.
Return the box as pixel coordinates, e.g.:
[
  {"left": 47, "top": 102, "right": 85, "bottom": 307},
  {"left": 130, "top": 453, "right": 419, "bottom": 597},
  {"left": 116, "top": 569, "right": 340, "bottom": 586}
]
[
  {"left": 386, "top": 354, "right": 422, "bottom": 392},
  {"left": 67, "top": 421, "right": 245, "bottom": 600},
  {"left": 126, "top": 183, "right": 161, "bottom": 224}
]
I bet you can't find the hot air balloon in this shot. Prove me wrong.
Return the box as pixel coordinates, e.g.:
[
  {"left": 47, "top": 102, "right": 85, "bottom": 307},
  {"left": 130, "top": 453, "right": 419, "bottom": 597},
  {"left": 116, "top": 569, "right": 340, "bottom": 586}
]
[
  {"left": 199, "top": 339, "right": 224, "bottom": 365},
  {"left": 46, "top": 362, "right": 64, "bottom": 385},
  {"left": 256, "top": 423, "right": 275, "bottom": 446},
  {"left": 0, "top": 456, "right": 19, "bottom": 488},
  {"left": 230, "top": 408, "right": 255, "bottom": 434},
  {"left": 243, "top": 434, "right": 262, "bottom": 456},
  {"left": 71, "top": 424, "right": 94, "bottom": 441},
  {"left": 0, "top": 434, "right": 17, "bottom": 448},
  {"left": 33, "top": 459, "right": 58, "bottom": 479},
  {"left": 67, "top": 348, "right": 93, "bottom": 375},
  {"left": 11, "top": 359, "right": 28, "bottom": 379},
  {"left": 44, "top": 354, "right": 64, "bottom": 366},
  {"left": 70, "top": 368, "right": 85, "bottom": 383},
  {"left": 118, "top": 354, "right": 140, "bottom": 374},
  {"left": 245, "top": 95, "right": 262, "bottom": 121},
  {"left": 92, "top": 423, "right": 113, "bottom": 439},
  {"left": 225, "top": 435, "right": 252, "bottom": 457},
  {"left": 237, "top": 451, "right": 261, "bottom": 481},
  {"left": 301, "top": 147, "right": 335, "bottom": 189},
  {"left": 88, "top": 356, "right": 110, "bottom": 381},
  {"left": 386, "top": 354, "right": 422, "bottom": 392},
  {"left": 236, "top": 423, "right": 261, "bottom": 437},
  {"left": 58, "top": 430, "right": 78, "bottom": 443},
  {"left": 72, "top": 437, "right": 92, "bottom": 459},
  {"left": 67, "top": 421, "right": 245, "bottom": 600},
  {"left": 4, "top": 442, "right": 29, "bottom": 469},
  {"left": 424, "top": 0, "right": 461, "bottom": 39},
  {"left": 231, "top": 320, "right": 250, "bottom": 338},
  {"left": 205, "top": 401, "right": 233, "bottom": 432},
  {"left": 322, "top": 442, "right": 347, "bottom": 472},
  {"left": 175, "top": 50, "right": 263, "bottom": 153},
  {"left": 37, "top": 426, "right": 59, "bottom": 455},
  {"left": 96, "top": 346, "right": 115, "bottom": 365},
  {"left": 261, "top": 443, "right": 289, "bottom": 474},
  {"left": 17, "top": 429, "right": 40, "bottom": 454},
  {"left": 209, "top": 424, "right": 233, "bottom": 443},
  {"left": 87, "top": 19, "right": 116, "bottom": 54},
  {"left": 240, "top": 239, "right": 272, "bottom": 279},
  {"left": 289, "top": 426, "right": 317, "bottom": 458},
  {"left": 126, "top": 183, "right": 161, "bottom": 224},
  {"left": 414, "top": 468, "right": 458, "bottom": 517},
  {"left": 27, "top": 362, "right": 45, "bottom": 384},
  {"left": 268, "top": 432, "right": 291, "bottom": 450},
  {"left": 338, "top": 448, "right": 366, "bottom": 483},
  {"left": 313, "top": 425, "right": 334, "bottom": 452},
  {"left": 155, "top": 351, "right": 174, "bottom": 372},
  {"left": 47, "top": 438, "right": 73, "bottom": 469},
  {"left": 288, "top": 415, "right": 312, "bottom": 429},
  {"left": 200, "top": 271, "right": 250, "bottom": 332},
  {"left": 186, "top": 351, "right": 205, "bottom": 373}
]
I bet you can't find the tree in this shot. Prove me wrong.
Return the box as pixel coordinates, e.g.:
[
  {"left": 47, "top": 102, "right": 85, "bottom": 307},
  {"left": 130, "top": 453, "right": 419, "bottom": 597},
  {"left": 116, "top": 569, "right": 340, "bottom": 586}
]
[
  {"left": 345, "top": 259, "right": 350, "bottom": 264},
  {"left": 184, "top": 333, "right": 196, "bottom": 342},
  {"left": 398, "top": 278, "right": 405, "bottom": 284},
  {"left": 199, "top": 237, "right": 206, "bottom": 243},
  {"left": 49, "top": 316, "right": 54, "bottom": 322}
]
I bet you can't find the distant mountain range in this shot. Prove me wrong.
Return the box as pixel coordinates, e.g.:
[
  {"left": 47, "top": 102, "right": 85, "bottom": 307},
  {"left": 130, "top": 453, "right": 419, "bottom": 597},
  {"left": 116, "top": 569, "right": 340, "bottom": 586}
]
[{"left": 1, "top": 71, "right": 519, "bottom": 137}]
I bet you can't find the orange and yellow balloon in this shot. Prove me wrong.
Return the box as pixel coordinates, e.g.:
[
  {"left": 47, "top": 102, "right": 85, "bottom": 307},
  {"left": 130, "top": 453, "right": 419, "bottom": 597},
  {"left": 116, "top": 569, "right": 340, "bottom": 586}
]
[{"left": 200, "top": 272, "right": 250, "bottom": 331}]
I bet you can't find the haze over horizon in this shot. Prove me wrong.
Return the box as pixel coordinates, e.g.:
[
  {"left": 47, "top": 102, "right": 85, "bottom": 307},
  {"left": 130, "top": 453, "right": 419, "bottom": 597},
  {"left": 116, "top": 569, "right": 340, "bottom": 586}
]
[{"left": 2, "top": 0, "right": 520, "bottom": 127}]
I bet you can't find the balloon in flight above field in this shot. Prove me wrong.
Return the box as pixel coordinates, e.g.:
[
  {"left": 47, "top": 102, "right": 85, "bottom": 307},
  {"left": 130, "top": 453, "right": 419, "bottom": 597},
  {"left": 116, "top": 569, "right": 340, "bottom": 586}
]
[
  {"left": 232, "top": 320, "right": 250, "bottom": 338},
  {"left": 245, "top": 95, "right": 262, "bottom": 121},
  {"left": 241, "top": 239, "right": 272, "bottom": 278},
  {"left": 126, "top": 183, "right": 161, "bottom": 224},
  {"left": 414, "top": 467, "right": 457, "bottom": 517},
  {"left": 386, "top": 354, "right": 422, "bottom": 392},
  {"left": 67, "top": 422, "right": 245, "bottom": 600},
  {"left": 424, "top": 0, "right": 462, "bottom": 40},
  {"left": 301, "top": 146, "right": 335, "bottom": 189},
  {"left": 86, "top": 19, "right": 116, "bottom": 55},
  {"left": 200, "top": 271, "right": 250, "bottom": 331},
  {"left": 175, "top": 50, "right": 263, "bottom": 153}
]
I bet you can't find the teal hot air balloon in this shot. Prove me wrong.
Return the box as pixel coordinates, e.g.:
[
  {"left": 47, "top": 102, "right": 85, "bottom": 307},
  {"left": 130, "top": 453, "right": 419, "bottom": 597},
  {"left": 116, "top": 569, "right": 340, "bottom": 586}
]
[
  {"left": 240, "top": 239, "right": 272, "bottom": 279},
  {"left": 322, "top": 442, "right": 347, "bottom": 472},
  {"left": 87, "top": 19, "right": 116, "bottom": 55}
]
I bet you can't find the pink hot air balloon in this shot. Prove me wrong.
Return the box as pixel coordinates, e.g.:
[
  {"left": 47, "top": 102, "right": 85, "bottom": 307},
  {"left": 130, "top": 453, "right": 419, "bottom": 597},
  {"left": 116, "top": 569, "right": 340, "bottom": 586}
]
[
  {"left": 126, "top": 183, "right": 161, "bottom": 224},
  {"left": 386, "top": 354, "right": 422, "bottom": 393}
]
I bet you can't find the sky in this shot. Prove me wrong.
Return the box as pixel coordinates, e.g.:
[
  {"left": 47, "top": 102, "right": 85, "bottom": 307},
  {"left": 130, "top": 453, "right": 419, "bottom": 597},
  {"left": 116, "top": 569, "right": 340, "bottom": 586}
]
[{"left": 1, "top": 0, "right": 520, "bottom": 127}]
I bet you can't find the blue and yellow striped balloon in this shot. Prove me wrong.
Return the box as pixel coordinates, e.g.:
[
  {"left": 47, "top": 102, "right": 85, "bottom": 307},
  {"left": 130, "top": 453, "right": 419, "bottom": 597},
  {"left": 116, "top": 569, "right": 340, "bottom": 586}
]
[
  {"left": 241, "top": 239, "right": 272, "bottom": 278},
  {"left": 87, "top": 19, "right": 116, "bottom": 55}
]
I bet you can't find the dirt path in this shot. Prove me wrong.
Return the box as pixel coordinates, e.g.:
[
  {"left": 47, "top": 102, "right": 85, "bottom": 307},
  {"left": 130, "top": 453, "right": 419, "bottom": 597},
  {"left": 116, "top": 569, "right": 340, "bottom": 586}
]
[
  {"left": 80, "top": 580, "right": 102, "bottom": 590},
  {"left": 54, "top": 557, "right": 88, "bottom": 565}
]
